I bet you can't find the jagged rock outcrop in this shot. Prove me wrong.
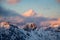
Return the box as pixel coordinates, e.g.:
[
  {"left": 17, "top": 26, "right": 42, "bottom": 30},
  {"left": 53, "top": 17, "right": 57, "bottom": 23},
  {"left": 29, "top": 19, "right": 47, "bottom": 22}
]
[{"left": 23, "top": 23, "right": 37, "bottom": 31}]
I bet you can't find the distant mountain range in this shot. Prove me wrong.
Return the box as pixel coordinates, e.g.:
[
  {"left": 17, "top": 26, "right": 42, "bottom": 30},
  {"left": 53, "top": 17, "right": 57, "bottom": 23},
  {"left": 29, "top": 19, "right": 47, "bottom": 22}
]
[{"left": 0, "top": 7, "right": 60, "bottom": 28}]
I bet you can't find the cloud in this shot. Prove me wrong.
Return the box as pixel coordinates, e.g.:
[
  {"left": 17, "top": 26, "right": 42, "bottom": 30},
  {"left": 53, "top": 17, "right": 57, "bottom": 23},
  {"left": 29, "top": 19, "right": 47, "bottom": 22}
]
[{"left": 7, "top": 0, "right": 20, "bottom": 4}]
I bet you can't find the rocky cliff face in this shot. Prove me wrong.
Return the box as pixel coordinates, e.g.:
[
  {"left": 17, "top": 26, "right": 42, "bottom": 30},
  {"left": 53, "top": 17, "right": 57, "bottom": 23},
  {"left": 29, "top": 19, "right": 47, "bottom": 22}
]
[{"left": 23, "top": 23, "right": 37, "bottom": 31}]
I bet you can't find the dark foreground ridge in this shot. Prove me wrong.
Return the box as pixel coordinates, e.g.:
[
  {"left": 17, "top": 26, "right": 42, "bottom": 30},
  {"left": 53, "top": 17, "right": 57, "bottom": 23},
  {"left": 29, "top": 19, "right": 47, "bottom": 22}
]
[{"left": 0, "top": 22, "right": 60, "bottom": 40}]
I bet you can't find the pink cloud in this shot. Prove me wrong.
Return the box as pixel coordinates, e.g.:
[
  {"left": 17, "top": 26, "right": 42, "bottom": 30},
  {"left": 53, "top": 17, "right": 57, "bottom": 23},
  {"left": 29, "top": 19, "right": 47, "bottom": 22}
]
[
  {"left": 57, "top": 0, "right": 60, "bottom": 3},
  {"left": 7, "top": 0, "right": 20, "bottom": 4}
]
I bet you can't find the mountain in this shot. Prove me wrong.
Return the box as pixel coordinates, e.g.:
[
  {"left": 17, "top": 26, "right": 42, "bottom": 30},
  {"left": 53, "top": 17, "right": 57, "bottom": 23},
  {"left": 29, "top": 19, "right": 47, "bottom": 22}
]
[
  {"left": 0, "top": 21, "right": 18, "bottom": 29},
  {"left": 21, "top": 9, "right": 49, "bottom": 27},
  {"left": 0, "top": 7, "right": 59, "bottom": 28},
  {"left": 40, "top": 18, "right": 60, "bottom": 27},
  {"left": 0, "top": 21, "right": 10, "bottom": 29},
  {"left": 0, "top": 21, "right": 26, "bottom": 40},
  {"left": 22, "top": 9, "right": 37, "bottom": 17},
  {"left": 23, "top": 23, "right": 37, "bottom": 31},
  {"left": 0, "top": 22, "right": 60, "bottom": 40}
]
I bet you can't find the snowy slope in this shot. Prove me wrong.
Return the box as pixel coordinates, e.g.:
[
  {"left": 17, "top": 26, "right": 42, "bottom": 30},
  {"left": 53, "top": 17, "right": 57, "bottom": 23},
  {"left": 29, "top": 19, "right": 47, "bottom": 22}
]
[{"left": 0, "top": 24, "right": 60, "bottom": 40}]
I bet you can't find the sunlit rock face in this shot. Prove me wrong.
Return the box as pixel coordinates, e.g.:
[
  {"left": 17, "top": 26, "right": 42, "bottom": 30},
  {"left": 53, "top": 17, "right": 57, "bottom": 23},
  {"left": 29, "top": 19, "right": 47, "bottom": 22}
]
[
  {"left": 49, "top": 18, "right": 60, "bottom": 28},
  {"left": 40, "top": 18, "right": 60, "bottom": 28},
  {"left": 50, "top": 24, "right": 60, "bottom": 28},
  {"left": 0, "top": 21, "right": 10, "bottom": 29},
  {"left": 23, "top": 23, "right": 37, "bottom": 31}
]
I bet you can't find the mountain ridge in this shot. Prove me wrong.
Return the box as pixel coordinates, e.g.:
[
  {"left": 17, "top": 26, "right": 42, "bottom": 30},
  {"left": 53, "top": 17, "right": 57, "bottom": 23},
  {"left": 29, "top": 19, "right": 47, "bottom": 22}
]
[{"left": 22, "top": 9, "right": 37, "bottom": 17}]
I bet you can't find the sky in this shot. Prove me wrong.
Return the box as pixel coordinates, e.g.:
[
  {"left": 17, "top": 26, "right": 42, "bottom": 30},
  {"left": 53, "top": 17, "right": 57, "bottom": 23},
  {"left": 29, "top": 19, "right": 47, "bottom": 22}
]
[{"left": 1, "top": 0, "right": 60, "bottom": 18}]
